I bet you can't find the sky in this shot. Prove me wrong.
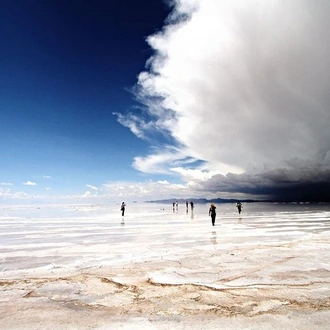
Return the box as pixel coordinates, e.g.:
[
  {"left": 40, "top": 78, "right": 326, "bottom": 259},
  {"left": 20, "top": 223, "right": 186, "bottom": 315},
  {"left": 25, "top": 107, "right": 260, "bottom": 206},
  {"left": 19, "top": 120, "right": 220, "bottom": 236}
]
[{"left": 1, "top": 0, "right": 330, "bottom": 204}]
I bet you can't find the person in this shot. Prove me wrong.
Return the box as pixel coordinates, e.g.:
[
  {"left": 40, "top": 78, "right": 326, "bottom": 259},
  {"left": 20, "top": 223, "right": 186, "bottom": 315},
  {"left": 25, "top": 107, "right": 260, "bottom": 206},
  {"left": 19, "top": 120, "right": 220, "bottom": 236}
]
[
  {"left": 209, "top": 203, "right": 216, "bottom": 226},
  {"left": 190, "top": 201, "right": 194, "bottom": 210},
  {"left": 236, "top": 201, "right": 242, "bottom": 214},
  {"left": 190, "top": 201, "right": 195, "bottom": 219},
  {"left": 121, "top": 202, "right": 126, "bottom": 216}
]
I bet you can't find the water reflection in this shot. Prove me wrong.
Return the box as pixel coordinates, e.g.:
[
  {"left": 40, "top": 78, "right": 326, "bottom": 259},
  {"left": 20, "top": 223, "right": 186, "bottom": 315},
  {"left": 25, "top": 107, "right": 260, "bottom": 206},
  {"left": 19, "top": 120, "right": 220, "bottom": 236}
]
[{"left": 210, "top": 231, "right": 217, "bottom": 245}]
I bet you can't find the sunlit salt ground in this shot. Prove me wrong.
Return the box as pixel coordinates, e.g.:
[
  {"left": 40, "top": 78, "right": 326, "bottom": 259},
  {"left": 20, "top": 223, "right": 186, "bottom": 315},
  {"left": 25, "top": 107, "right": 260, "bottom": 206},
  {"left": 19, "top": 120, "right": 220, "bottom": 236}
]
[{"left": 1, "top": 202, "right": 330, "bottom": 329}]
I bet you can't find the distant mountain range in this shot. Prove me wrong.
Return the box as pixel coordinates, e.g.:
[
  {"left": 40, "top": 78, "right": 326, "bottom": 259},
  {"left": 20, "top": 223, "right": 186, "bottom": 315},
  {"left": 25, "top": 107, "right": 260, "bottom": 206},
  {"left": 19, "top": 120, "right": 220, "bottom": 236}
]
[
  {"left": 146, "top": 198, "right": 329, "bottom": 204},
  {"left": 146, "top": 197, "right": 259, "bottom": 204}
]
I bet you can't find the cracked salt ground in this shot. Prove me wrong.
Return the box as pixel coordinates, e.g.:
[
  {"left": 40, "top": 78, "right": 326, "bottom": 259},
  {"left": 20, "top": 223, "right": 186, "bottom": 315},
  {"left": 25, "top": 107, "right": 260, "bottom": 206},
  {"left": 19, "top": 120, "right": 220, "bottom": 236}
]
[{"left": 1, "top": 203, "right": 330, "bottom": 329}]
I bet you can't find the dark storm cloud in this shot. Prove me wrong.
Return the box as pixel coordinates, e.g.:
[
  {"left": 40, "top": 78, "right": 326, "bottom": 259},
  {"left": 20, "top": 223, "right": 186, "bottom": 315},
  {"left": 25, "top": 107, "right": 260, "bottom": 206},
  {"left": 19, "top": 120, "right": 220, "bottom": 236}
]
[{"left": 201, "top": 155, "right": 330, "bottom": 201}]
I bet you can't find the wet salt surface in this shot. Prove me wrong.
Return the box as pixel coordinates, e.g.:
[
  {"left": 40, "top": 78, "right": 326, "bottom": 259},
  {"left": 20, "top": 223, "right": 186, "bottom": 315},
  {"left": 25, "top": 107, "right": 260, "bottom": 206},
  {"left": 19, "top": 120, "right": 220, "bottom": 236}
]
[{"left": 1, "top": 202, "right": 330, "bottom": 329}]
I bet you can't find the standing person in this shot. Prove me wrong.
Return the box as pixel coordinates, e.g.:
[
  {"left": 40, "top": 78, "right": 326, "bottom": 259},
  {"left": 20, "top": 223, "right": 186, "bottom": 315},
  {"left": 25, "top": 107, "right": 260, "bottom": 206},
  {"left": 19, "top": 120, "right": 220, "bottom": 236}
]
[
  {"left": 209, "top": 203, "right": 216, "bottom": 226},
  {"left": 190, "top": 201, "right": 194, "bottom": 210},
  {"left": 121, "top": 202, "right": 126, "bottom": 216},
  {"left": 236, "top": 201, "right": 242, "bottom": 214}
]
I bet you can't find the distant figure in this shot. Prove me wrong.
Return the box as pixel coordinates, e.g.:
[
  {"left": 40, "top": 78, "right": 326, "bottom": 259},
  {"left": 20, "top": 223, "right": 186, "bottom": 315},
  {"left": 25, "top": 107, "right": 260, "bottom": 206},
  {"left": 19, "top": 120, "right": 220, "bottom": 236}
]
[
  {"left": 121, "top": 202, "right": 126, "bottom": 216},
  {"left": 186, "top": 201, "right": 188, "bottom": 209},
  {"left": 236, "top": 201, "right": 242, "bottom": 214},
  {"left": 173, "top": 201, "right": 175, "bottom": 211},
  {"left": 175, "top": 201, "right": 178, "bottom": 211},
  {"left": 190, "top": 201, "right": 194, "bottom": 210},
  {"left": 209, "top": 203, "right": 216, "bottom": 226}
]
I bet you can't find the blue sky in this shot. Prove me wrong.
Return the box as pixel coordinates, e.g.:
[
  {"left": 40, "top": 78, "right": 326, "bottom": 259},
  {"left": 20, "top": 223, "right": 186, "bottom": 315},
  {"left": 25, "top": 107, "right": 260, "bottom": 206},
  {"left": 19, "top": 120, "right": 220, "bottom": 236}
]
[
  {"left": 1, "top": 0, "right": 330, "bottom": 204},
  {"left": 1, "top": 0, "right": 172, "bottom": 201}
]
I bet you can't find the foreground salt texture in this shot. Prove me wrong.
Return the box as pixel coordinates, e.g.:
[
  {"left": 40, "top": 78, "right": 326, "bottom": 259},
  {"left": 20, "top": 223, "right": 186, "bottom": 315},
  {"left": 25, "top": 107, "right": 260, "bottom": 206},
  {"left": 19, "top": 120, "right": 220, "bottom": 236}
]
[{"left": 0, "top": 202, "right": 330, "bottom": 329}]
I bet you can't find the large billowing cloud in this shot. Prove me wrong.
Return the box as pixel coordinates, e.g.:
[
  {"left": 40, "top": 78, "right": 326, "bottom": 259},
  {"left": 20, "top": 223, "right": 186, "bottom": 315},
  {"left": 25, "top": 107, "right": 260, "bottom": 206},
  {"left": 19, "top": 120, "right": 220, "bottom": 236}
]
[{"left": 116, "top": 0, "right": 330, "bottom": 201}]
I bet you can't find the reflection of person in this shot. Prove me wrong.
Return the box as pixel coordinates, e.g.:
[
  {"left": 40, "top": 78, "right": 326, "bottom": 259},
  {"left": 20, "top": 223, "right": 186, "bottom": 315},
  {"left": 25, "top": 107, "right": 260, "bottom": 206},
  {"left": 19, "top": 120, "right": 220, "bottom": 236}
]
[
  {"left": 209, "top": 203, "right": 216, "bottom": 226},
  {"left": 236, "top": 201, "right": 242, "bottom": 214},
  {"left": 210, "top": 231, "right": 217, "bottom": 245},
  {"left": 121, "top": 202, "right": 126, "bottom": 216}
]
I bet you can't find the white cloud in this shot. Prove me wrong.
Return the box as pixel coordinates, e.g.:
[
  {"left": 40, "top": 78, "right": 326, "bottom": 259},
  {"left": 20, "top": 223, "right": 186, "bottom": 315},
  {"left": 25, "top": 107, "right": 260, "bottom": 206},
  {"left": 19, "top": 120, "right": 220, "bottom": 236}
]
[
  {"left": 1, "top": 182, "right": 13, "bottom": 186},
  {"left": 82, "top": 191, "right": 92, "bottom": 198},
  {"left": 141, "top": 0, "right": 330, "bottom": 167},
  {"left": 132, "top": 147, "right": 195, "bottom": 174},
  {"left": 43, "top": 175, "right": 52, "bottom": 179},
  {"left": 23, "top": 181, "right": 37, "bottom": 186},
  {"left": 114, "top": 0, "right": 330, "bottom": 201},
  {"left": 86, "top": 184, "right": 98, "bottom": 191},
  {"left": 0, "top": 187, "right": 28, "bottom": 199},
  {"left": 157, "top": 180, "right": 169, "bottom": 184},
  {"left": 102, "top": 180, "right": 197, "bottom": 201}
]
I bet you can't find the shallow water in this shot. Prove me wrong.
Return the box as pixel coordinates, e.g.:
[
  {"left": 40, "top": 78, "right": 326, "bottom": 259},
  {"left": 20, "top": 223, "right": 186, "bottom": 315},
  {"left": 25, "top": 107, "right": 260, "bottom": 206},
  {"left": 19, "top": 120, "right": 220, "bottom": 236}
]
[{"left": 1, "top": 203, "right": 330, "bottom": 329}]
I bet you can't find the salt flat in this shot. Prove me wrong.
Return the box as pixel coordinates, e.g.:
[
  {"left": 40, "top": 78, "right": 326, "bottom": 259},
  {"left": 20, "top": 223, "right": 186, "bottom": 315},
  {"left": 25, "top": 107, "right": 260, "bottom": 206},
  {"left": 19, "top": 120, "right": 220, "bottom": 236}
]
[{"left": 1, "top": 202, "right": 330, "bottom": 329}]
